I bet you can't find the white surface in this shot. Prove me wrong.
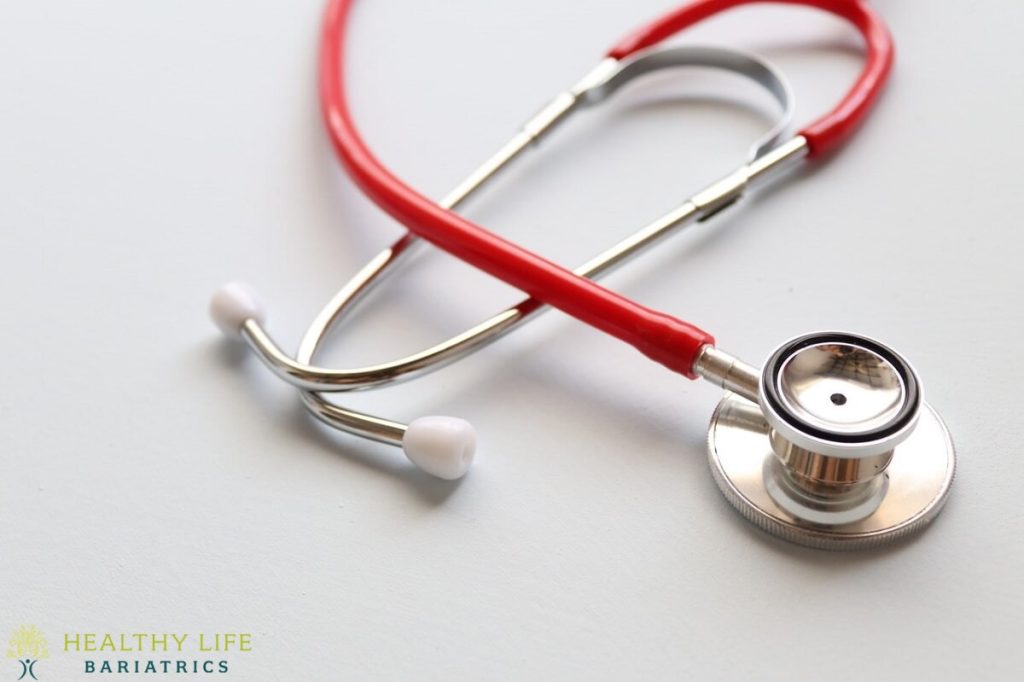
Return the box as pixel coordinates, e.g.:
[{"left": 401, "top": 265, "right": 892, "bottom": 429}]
[{"left": 1, "top": 1, "right": 1022, "bottom": 680}]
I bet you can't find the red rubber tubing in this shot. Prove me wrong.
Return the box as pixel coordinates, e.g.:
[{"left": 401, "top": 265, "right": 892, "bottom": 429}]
[
  {"left": 609, "top": 0, "right": 894, "bottom": 156},
  {"left": 318, "top": 0, "right": 892, "bottom": 377},
  {"left": 320, "top": 0, "right": 714, "bottom": 377}
]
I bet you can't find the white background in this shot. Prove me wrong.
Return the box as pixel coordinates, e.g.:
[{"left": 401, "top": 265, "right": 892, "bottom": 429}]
[{"left": 1, "top": 1, "right": 1022, "bottom": 680}]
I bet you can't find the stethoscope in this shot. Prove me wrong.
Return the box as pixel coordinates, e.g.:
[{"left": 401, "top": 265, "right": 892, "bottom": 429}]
[{"left": 210, "top": 0, "right": 955, "bottom": 550}]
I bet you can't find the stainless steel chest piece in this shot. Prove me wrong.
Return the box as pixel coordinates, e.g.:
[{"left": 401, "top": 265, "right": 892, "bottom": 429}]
[{"left": 706, "top": 332, "right": 955, "bottom": 550}]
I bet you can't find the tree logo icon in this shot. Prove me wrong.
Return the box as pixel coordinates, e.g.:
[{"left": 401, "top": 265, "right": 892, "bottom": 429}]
[{"left": 6, "top": 626, "right": 48, "bottom": 681}]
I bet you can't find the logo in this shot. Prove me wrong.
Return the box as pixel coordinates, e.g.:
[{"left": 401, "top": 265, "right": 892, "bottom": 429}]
[{"left": 6, "top": 626, "right": 48, "bottom": 681}]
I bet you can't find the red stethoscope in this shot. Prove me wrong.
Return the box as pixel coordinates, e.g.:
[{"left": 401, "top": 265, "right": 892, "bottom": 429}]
[{"left": 211, "top": 0, "right": 956, "bottom": 550}]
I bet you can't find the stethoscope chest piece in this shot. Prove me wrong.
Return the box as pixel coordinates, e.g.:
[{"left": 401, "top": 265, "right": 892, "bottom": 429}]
[{"left": 707, "top": 332, "right": 955, "bottom": 550}]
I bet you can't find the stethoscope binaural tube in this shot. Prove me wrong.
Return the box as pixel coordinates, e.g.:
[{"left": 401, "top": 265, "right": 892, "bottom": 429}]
[{"left": 212, "top": 42, "right": 799, "bottom": 472}]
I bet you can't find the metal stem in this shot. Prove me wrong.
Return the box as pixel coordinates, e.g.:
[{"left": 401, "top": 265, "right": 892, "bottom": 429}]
[{"left": 692, "top": 345, "right": 760, "bottom": 403}]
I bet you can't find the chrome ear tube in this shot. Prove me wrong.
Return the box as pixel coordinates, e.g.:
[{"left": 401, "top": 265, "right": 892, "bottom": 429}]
[
  {"left": 695, "top": 333, "right": 955, "bottom": 550},
  {"left": 212, "top": 44, "right": 800, "bottom": 479}
]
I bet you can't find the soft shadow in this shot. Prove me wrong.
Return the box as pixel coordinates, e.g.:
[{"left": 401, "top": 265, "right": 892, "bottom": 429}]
[{"left": 201, "top": 338, "right": 464, "bottom": 507}]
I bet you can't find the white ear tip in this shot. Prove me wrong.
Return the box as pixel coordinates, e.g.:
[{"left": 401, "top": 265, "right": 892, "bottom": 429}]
[
  {"left": 210, "top": 282, "right": 266, "bottom": 338},
  {"left": 402, "top": 416, "right": 476, "bottom": 480}
]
